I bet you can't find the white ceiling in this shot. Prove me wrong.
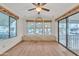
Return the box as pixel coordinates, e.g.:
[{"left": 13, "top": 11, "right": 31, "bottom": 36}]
[{"left": 0, "top": 3, "right": 79, "bottom": 20}]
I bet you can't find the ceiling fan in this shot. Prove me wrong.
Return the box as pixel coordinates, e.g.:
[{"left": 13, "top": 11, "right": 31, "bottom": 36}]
[{"left": 28, "top": 3, "right": 50, "bottom": 14}]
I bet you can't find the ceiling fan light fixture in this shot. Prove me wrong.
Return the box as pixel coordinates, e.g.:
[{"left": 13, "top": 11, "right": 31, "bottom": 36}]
[{"left": 36, "top": 7, "right": 42, "bottom": 12}]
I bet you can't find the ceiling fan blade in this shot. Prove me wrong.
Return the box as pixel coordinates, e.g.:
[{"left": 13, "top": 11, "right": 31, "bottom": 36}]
[
  {"left": 37, "top": 3, "right": 40, "bottom": 6},
  {"left": 28, "top": 8, "right": 36, "bottom": 11},
  {"left": 41, "top": 3, "right": 47, "bottom": 6},
  {"left": 32, "top": 3, "right": 37, "bottom": 6},
  {"left": 42, "top": 8, "right": 50, "bottom": 12},
  {"left": 38, "top": 12, "right": 40, "bottom": 14}
]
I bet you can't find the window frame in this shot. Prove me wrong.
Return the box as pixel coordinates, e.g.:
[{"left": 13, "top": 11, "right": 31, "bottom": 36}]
[{"left": 9, "top": 16, "right": 17, "bottom": 38}]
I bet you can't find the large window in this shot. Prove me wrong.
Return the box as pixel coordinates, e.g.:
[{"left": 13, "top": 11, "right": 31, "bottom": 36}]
[
  {"left": 35, "top": 22, "right": 43, "bottom": 35},
  {"left": 58, "top": 13, "right": 79, "bottom": 55},
  {"left": 0, "top": 12, "right": 17, "bottom": 39},
  {"left": 44, "top": 22, "right": 52, "bottom": 35},
  {"left": 27, "top": 20, "right": 52, "bottom": 35},
  {"left": 0, "top": 13, "right": 9, "bottom": 39}
]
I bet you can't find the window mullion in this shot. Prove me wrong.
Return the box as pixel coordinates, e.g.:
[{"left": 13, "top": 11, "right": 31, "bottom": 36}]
[
  {"left": 9, "top": 16, "right": 10, "bottom": 38},
  {"left": 66, "top": 17, "right": 68, "bottom": 48}
]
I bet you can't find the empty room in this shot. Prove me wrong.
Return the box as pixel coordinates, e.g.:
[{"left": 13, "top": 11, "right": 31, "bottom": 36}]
[{"left": 0, "top": 3, "right": 79, "bottom": 56}]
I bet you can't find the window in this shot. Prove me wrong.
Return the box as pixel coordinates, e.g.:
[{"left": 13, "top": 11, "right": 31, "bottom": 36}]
[
  {"left": 35, "top": 22, "right": 43, "bottom": 35},
  {"left": 0, "top": 13, "right": 9, "bottom": 39},
  {"left": 0, "top": 12, "right": 17, "bottom": 39},
  {"left": 27, "top": 22, "right": 35, "bottom": 35},
  {"left": 27, "top": 20, "right": 52, "bottom": 35},
  {"left": 44, "top": 22, "right": 52, "bottom": 35},
  {"left": 10, "top": 17, "right": 17, "bottom": 37}
]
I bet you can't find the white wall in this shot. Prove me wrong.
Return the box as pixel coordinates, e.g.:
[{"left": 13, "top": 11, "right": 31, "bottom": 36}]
[
  {"left": 52, "top": 19, "right": 58, "bottom": 41},
  {"left": 0, "top": 18, "right": 23, "bottom": 54},
  {"left": 54, "top": 21, "right": 58, "bottom": 41}
]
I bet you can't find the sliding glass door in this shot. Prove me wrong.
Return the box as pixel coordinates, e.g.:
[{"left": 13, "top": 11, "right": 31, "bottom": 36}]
[
  {"left": 67, "top": 13, "right": 79, "bottom": 55},
  {"left": 59, "top": 19, "right": 66, "bottom": 46},
  {"left": 58, "top": 13, "right": 79, "bottom": 55}
]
